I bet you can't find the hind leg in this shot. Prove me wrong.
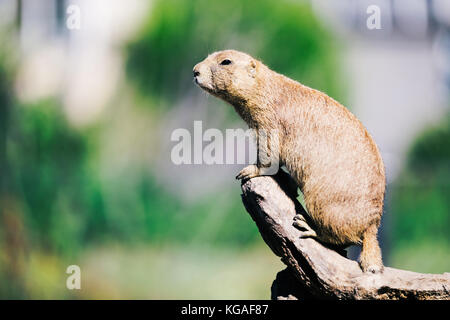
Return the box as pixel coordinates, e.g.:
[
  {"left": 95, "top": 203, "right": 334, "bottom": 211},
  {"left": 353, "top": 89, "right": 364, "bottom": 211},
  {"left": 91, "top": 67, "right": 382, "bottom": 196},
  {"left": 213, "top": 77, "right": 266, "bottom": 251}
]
[
  {"left": 293, "top": 214, "right": 318, "bottom": 239},
  {"left": 359, "top": 224, "right": 383, "bottom": 273}
]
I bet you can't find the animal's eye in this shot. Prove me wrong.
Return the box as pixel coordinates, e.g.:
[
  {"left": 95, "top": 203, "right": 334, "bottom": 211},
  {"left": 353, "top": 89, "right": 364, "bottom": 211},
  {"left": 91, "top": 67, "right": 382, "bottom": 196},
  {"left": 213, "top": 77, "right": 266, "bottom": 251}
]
[{"left": 220, "top": 59, "right": 232, "bottom": 66}]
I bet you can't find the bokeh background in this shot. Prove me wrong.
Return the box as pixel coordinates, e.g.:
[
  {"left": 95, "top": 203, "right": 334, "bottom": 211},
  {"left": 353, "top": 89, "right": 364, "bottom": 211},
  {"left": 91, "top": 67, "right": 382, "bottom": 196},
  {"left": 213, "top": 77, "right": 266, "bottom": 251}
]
[{"left": 0, "top": 0, "right": 449, "bottom": 299}]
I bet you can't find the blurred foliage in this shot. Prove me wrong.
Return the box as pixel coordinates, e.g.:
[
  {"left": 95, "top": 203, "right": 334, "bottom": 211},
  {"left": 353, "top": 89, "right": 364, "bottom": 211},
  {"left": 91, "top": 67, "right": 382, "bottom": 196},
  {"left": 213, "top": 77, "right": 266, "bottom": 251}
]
[
  {"left": 389, "top": 114, "right": 450, "bottom": 272},
  {"left": 126, "top": 0, "right": 343, "bottom": 110},
  {"left": 8, "top": 100, "right": 107, "bottom": 253}
]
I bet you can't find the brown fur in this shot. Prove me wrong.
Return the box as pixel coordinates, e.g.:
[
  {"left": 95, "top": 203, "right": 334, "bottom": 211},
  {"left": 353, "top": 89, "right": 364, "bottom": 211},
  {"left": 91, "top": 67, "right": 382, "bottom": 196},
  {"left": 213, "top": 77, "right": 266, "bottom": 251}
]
[{"left": 194, "top": 50, "right": 385, "bottom": 273}]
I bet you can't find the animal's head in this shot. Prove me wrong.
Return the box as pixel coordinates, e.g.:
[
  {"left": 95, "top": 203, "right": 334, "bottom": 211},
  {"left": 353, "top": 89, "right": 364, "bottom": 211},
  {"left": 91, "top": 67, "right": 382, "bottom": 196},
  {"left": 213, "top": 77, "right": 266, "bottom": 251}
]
[{"left": 193, "top": 50, "right": 259, "bottom": 104}]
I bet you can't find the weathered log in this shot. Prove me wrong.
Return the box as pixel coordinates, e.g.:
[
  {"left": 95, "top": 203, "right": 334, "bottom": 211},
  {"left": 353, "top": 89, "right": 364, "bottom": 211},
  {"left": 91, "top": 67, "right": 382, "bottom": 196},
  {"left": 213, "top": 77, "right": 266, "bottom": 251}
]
[{"left": 240, "top": 170, "right": 450, "bottom": 300}]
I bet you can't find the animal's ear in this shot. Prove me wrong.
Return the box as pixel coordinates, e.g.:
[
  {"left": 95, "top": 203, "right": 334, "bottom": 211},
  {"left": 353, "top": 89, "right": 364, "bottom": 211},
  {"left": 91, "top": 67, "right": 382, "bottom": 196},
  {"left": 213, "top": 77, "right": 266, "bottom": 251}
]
[{"left": 248, "top": 59, "right": 257, "bottom": 78}]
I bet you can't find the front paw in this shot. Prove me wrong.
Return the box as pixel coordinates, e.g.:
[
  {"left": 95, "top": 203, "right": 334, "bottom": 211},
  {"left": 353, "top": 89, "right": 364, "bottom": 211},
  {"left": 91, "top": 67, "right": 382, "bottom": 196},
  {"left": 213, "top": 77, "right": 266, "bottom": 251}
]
[{"left": 236, "top": 165, "right": 260, "bottom": 180}]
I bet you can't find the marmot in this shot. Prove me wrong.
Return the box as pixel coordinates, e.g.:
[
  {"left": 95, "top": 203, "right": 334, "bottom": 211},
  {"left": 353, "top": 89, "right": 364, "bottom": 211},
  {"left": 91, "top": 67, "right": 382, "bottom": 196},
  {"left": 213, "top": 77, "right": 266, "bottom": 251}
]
[{"left": 193, "top": 50, "right": 385, "bottom": 273}]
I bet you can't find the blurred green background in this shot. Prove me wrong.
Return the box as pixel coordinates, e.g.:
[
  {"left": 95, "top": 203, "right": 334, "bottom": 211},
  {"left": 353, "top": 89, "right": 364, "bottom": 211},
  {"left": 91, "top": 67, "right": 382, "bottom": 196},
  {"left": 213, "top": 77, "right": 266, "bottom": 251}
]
[{"left": 0, "top": 0, "right": 449, "bottom": 299}]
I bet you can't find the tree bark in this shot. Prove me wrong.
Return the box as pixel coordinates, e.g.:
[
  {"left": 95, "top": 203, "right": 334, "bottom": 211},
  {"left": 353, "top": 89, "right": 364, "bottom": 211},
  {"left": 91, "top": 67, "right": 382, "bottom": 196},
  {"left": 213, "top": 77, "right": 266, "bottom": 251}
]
[{"left": 240, "top": 170, "right": 450, "bottom": 300}]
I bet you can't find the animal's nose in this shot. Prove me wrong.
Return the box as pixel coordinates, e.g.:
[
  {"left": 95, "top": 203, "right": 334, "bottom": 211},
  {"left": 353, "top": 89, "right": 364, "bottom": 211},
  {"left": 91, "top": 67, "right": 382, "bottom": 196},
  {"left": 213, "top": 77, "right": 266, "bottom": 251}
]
[{"left": 193, "top": 69, "right": 200, "bottom": 77}]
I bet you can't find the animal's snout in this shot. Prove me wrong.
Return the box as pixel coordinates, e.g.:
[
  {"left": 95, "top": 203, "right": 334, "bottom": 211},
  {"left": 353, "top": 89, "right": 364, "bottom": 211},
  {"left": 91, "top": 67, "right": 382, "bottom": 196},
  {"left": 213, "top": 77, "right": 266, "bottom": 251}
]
[
  {"left": 193, "top": 63, "right": 201, "bottom": 78},
  {"left": 193, "top": 62, "right": 210, "bottom": 89}
]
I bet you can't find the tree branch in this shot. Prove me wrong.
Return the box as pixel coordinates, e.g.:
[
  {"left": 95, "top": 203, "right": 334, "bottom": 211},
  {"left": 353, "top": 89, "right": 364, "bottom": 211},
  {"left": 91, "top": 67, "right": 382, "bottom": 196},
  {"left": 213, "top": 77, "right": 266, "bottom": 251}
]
[{"left": 240, "top": 170, "right": 450, "bottom": 300}]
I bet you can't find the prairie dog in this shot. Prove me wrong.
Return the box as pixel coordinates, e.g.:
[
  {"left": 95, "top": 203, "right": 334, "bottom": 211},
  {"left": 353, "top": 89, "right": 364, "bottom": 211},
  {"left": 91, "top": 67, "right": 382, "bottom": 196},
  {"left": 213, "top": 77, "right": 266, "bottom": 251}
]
[{"left": 193, "top": 50, "right": 385, "bottom": 273}]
